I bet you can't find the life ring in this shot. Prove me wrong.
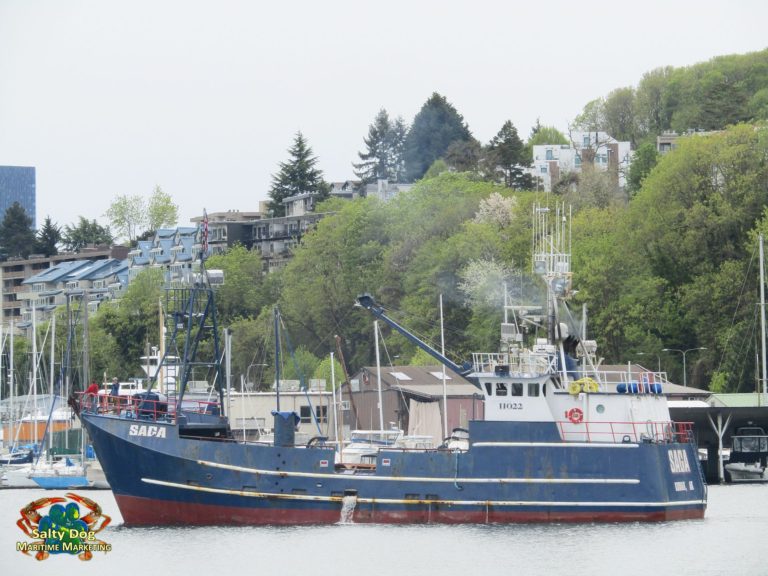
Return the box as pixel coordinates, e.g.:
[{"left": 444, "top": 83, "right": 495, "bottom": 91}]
[{"left": 566, "top": 407, "right": 584, "bottom": 424}]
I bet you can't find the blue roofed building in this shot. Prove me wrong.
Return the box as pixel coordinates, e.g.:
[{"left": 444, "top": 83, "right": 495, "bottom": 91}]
[
  {"left": 18, "top": 258, "right": 128, "bottom": 329},
  {"left": 127, "top": 226, "right": 201, "bottom": 284}
]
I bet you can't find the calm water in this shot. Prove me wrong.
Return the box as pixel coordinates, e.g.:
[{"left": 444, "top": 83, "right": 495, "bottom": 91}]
[{"left": 0, "top": 484, "right": 764, "bottom": 576}]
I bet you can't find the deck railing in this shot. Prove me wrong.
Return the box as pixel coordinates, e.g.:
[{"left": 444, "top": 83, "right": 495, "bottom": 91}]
[
  {"left": 76, "top": 392, "right": 220, "bottom": 424},
  {"left": 557, "top": 419, "right": 695, "bottom": 444}
]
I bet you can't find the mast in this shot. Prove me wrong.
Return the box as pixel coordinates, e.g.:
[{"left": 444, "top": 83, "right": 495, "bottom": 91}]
[
  {"left": 274, "top": 307, "right": 281, "bottom": 412},
  {"left": 374, "top": 320, "right": 384, "bottom": 431},
  {"left": 439, "top": 293, "right": 448, "bottom": 440},
  {"left": 49, "top": 312, "right": 56, "bottom": 452},
  {"left": 330, "top": 351, "right": 342, "bottom": 446},
  {"left": 32, "top": 302, "right": 38, "bottom": 447},
  {"left": 760, "top": 234, "right": 767, "bottom": 401},
  {"left": 10, "top": 319, "right": 14, "bottom": 440}
]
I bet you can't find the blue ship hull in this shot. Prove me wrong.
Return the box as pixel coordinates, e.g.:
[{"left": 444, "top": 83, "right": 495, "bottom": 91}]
[{"left": 80, "top": 412, "right": 706, "bottom": 525}]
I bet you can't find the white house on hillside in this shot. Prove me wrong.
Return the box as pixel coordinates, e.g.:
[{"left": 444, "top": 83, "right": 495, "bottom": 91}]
[{"left": 531, "top": 131, "right": 632, "bottom": 192}]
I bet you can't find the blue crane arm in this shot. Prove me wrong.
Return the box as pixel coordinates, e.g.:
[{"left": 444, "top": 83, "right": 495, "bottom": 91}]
[{"left": 355, "top": 294, "right": 475, "bottom": 378}]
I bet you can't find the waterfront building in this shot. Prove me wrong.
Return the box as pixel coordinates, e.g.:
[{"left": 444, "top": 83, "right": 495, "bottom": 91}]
[{"left": 0, "top": 246, "right": 128, "bottom": 331}]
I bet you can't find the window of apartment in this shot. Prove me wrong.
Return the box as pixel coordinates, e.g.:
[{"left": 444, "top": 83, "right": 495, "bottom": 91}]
[
  {"left": 575, "top": 155, "right": 582, "bottom": 166},
  {"left": 540, "top": 166, "right": 547, "bottom": 174},
  {"left": 583, "top": 135, "right": 590, "bottom": 147},
  {"left": 545, "top": 149, "right": 554, "bottom": 160}
]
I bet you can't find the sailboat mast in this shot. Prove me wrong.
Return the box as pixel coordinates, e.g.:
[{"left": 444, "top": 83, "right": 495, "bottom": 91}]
[
  {"left": 10, "top": 320, "right": 14, "bottom": 432},
  {"left": 32, "top": 302, "right": 38, "bottom": 446},
  {"left": 760, "top": 234, "right": 767, "bottom": 399},
  {"left": 439, "top": 294, "right": 448, "bottom": 440},
  {"left": 50, "top": 313, "right": 56, "bottom": 396}
]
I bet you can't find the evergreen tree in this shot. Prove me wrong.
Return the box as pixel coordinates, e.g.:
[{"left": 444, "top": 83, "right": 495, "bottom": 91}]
[
  {"left": 354, "top": 109, "right": 393, "bottom": 185},
  {"left": 388, "top": 116, "right": 408, "bottom": 183},
  {"left": 487, "top": 120, "right": 530, "bottom": 189},
  {"left": 268, "top": 132, "right": 328, "bottom": 217},
  {"left": 353, "top": 110, "right": 410, "bottom": 185},
  {"left": 35, "top": 216, "right": 61, "bottom": 256},
  {"left": 62, "top": 217, "right": 114, "bottom": 252},
  {"left": 0, "top": 202, "right": 36, "bottom": 260},
  {"left": 403, "top": 93, "right": 472, "bottom": 182}
]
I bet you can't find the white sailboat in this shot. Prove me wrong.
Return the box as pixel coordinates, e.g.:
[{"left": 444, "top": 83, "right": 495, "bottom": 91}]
[{"left": 724, "top": 233, "right": 768, "bottom": 483}]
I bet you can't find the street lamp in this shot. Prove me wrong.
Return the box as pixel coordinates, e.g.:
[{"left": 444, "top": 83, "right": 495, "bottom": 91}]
[{"left": 662, "top": 347, "right": 707, "bottom": 388}]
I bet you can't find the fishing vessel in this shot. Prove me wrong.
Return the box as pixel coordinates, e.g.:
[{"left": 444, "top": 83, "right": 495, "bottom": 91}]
[{"left": 74, "top": 204, "right": 706, "bottom": 525}]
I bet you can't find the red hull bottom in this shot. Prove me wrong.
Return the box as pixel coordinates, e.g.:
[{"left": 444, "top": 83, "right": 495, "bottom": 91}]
[{"left": 114, "top": 494, "right": 705, "bottom": 526}]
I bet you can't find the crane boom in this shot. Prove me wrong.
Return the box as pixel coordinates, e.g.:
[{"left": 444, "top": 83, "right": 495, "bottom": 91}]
[{"left": 355, "top": 294, "right": 475, "bottom": 380}]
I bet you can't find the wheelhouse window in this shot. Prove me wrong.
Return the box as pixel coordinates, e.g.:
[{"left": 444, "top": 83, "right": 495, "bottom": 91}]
[
  {"left": 510, "top": 383, "right": 523, "bottom": 397},
  {"left": 495, "top": 383, "right": 508, "bottom": 396},
  {"left": 734, "top": 437, "right": 768, "bottom": 452},
  {"left": 484, "top": 382, "right": 493, "bottom": 395},
  {"left": 527, "top": 383, "right": 540, "bottom": 397}
]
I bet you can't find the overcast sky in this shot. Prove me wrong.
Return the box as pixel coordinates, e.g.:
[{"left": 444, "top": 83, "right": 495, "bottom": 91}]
[{"left": 1, "top": 1, "right": 767, "bottom": 233}]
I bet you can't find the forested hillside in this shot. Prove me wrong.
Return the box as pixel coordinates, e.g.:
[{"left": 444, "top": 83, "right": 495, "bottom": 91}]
[{"left": 14, "top": 49, "right": 768, "bottom": 396}]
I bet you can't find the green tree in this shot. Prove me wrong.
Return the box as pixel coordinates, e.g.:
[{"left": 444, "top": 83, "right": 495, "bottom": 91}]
[
  {"left": 354, "top": 109, "right": 392, "bottom": 184},
  {"left": 61, "top": 217, "right": 114, "bottom": 252},
  {"left": 205, "top": 245, "right": 267, "bottom": 323},
  {"left": 572, "top": 98, "right": 605, "bottom": 132},
  {"left": 627, "top": 142, "right": 659, "bottom": 195},
  {"left": 403, "top": 93, "right": 472, "bottom": 181},
  {"left": 278, "top": 197, "right": 390, "bottom": 369},
  {"left": 487, "top": 120, "right": 530, "bottom": 189},
  {"left": 603, "top": 87, "right": 636, "bottom": 143},
  {"left": 0, "top": 202, "right": 36, "bottom": 259},
  {"left": 389, "top": 116, "right": 408, "bottom": 183},
  {"left": 35, "top": 216, "right": 61, "bottom": 256},
  {"left": 444, "top": 138, "right": 483, "bottom": 173},
  {"left": 105, "top": 194, "right": 145, "bottom": 243},
  {"left": 635, "top": 66, "right": 673, "bottom": 138},
  {"left": 92, "top": 268, "right": 165, "bottom": 380},
  {"left": 524, "top": 121, "right": 568, "bottom": 163},
  {"left": 313, "top": 354, "right": 346, "bottom": 391},
  {"left": 353, "top": 109, "right": 408, "bottom": 185},
  {"left": 147, "top": 185, "right": 179, "bottom": 231},
  {"left": 268, "top": 132, "right": 329, "bottom": 217},
  {"left": 279, "top": 346, "right": 321, "bottom": 386}
]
